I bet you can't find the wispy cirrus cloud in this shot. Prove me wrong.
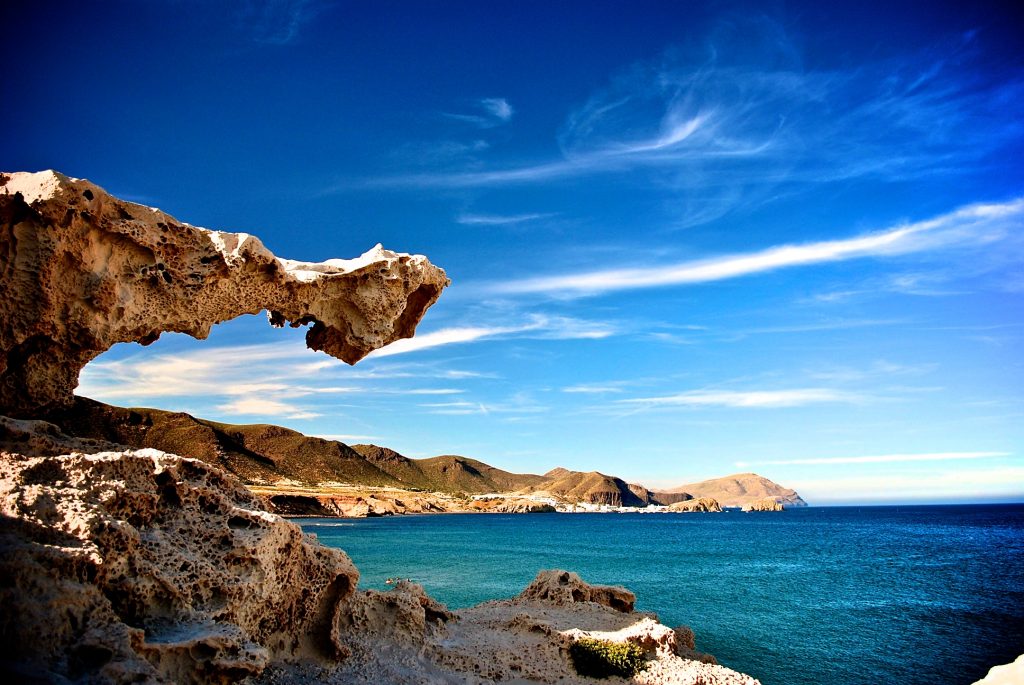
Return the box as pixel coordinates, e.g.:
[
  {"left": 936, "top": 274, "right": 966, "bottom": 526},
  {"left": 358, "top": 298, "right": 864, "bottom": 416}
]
[
  {"left": 350, "top": 19, "right": 1022, "bottom": 215},
  {"left": 488, "top": 197, "right": 1024, "bottom": 297},
  {"left": 367, "top": 314, "right": 617, "bottom": 358},
  {"left": 619, "top": 388, "right": 865, "bottom": 409},
  {"left": 236, "top": 0, "right": 328, "bottom": 45},
  {"left": 442, "top": 97, "right": 515, "bottom": 128},
  {"left": 456, "top": 212, "right": 556, "bottom": 226},
  {"left": 562, "top": 383, "right": 628, "bottom": 394},
  {"left": 217, "top": 397, "right": 322, "bottom": 420},
  {"left": 419, "top": 393, "right": 548, "bottom": 417}
]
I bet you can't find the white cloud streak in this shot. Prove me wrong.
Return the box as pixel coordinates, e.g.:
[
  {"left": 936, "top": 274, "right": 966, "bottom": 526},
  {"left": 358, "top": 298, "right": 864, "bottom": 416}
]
[
  {"left": 78, "top": 341, "right": 471, "bottom": 420},
  {"left": 442, "top": 97, "right": 515, "bottom": 128},
  {"left": 619, "top": 388, "right": 864, "bottom": 409},
  {"left": 562, "top": 384, "right": 627, "bottom": 394},
  {"left": 367, "top": 314, "right": 617, "bottom": 358},
  {"left": 350, "top": 22, "right": 1022, "bottom": 203},
  {"left": 456, "top": 212, "right": 555, "bottom": 226},
  {"left": 491, "top": 197, "right": 1024, "bottom": 296},
  {"left": 237, "top": 0, "right": 325, "bottom": 45},
  {"left": 481, "top": 97, "right": 513, "bottom": 122},
  {"left": 217, "top": 397, "right": 321, "bottom": 420}
]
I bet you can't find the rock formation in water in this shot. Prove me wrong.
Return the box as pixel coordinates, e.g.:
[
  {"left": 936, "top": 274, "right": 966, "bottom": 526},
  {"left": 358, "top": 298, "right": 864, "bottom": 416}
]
[
  {"left": 668, "top": 497, "right": 724, "bottom": 513},
  {"left": 0, "top": 170, "right": 448, "bottom": 417},
  {"left": 742, "top": 497, "right": 785, "bottom": 512}
]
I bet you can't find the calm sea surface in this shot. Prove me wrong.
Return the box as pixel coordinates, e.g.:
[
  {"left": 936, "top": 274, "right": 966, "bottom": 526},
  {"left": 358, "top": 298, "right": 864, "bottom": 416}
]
[{"left": 301, "top": 505, "right": 1024, "bottom": 685}]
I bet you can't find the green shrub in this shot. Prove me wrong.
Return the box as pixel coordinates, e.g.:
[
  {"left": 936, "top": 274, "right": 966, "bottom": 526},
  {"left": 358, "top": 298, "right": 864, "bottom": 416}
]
[{"left": 569, "top": 638, "right": 647, "bottom": 679}]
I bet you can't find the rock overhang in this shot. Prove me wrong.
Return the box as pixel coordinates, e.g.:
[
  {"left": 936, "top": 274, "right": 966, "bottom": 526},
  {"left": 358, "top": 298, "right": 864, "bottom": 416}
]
[{"left": 0, "top": 170, "right": 449, "bottom": 416}]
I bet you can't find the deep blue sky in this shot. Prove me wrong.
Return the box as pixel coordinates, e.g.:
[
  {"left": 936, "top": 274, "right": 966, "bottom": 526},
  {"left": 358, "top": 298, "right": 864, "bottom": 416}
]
[{"left": 5, "top": 1, "right": 1023, "bottom": 503}]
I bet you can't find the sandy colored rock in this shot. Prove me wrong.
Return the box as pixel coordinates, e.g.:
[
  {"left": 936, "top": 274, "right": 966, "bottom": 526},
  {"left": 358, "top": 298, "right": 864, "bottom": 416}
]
[
  {"left": 742, "top": 497, "right": 785, "bottom": 512},
  {"left": 517, "top": 569, "right": 637, "bottom": 613},
  {"left": 293, "top": 569, "right": 758, "bottom": 685},
  {"left": 0, "top": 428, "right": 358, "bottom": 683},
  {"left": 973, "top": 654, "right": 1024, "bottom": 685},
  {"left": 0, "top": 422, "right": 761, "bottom": 683},
  {"left": 0, "top": 170, "right": 448, "bottom": 416},
  {"left": 668, "top": 497, "right": 723, "bottom": 513},
  {"left": 260, "top": 488, "right": 452, "bottom": 517},
  {"left": 467, "top": 496, "right": 557, "bottom": 513}
]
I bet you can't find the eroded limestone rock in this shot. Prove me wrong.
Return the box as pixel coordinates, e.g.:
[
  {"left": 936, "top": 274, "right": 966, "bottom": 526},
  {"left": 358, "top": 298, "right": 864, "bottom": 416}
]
[
  {"left": 318, "top": 569, "right": 756, "bottom": 685},
  {"left": 0, "top": 429, "right": 759, "bottom": 683},
  {"left": 0, "top": 433, "right": 358, "bottom": 683},
  {"left": 517, "top": 569, "right": 637, "bottom": 613},
  {"left": 742, "top": 497, "right": 785, "bottom": 512},
  {"left": 0, "top": 170, "right": 448, "bottom": 416},
  {"left": 668, "top": 497, "right": 723, "bottom": 513}
]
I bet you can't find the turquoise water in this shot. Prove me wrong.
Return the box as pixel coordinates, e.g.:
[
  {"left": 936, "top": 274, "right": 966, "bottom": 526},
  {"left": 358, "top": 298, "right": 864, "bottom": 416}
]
[{"left": 301, "top": 505, "right": 1024, "bottom": 685}]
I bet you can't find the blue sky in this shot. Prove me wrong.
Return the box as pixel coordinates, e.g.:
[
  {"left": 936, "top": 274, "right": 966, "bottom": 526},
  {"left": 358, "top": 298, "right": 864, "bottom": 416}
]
[{"left": 5, "top": 1, "right": 1023, "bottom": 504}]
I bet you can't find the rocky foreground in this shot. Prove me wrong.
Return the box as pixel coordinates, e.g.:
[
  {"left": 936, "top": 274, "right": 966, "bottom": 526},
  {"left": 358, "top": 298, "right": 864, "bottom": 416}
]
[
  {"left": 0, "top": 171, "right": 760, "bottom": 684},
  {"left": 0, "top": 417, "right": 757, "bottom": 684}
]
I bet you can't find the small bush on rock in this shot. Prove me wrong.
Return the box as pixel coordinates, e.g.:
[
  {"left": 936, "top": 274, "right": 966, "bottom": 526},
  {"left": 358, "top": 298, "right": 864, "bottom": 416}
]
[{"left": 569, "top": 638, "right": 647, "bottom": 678}]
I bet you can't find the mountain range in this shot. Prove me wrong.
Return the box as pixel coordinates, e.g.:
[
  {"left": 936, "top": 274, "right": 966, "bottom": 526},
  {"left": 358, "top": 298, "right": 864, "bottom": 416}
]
[{"left": 47, "top": 397, "right": 805, "bottom": 507}]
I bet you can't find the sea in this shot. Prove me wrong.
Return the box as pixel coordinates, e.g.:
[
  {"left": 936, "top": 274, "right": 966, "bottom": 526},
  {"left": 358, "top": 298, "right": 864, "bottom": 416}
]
[{"left": 300, "top": 504, "right": 1024, "bottom": 685}]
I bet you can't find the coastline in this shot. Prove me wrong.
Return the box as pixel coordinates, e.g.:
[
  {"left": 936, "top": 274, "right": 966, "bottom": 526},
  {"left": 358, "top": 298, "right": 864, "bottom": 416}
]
[{"left": 251, "top": 483, "right": 779, "bottom": 517}]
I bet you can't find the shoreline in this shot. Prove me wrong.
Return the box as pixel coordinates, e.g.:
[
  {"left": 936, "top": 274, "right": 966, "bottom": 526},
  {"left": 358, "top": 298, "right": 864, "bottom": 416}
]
[{"left": 250, "top": 483, "right": 794, "bottom": 518}]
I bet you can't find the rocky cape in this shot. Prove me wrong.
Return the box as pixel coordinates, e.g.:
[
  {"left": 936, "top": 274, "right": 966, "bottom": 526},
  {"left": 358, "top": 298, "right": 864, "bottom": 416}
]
[{"left": 0, "top": 171, "right": 761, "bottom": 684}]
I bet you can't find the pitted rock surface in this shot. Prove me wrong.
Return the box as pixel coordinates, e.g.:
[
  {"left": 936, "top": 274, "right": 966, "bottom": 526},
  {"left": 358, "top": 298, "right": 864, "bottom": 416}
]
[
  {"left": 668, "top": 497, "right": 724, "bottom": 513},
  {"left": 0, "top": 445, "right": 358, "bottom": 683},
  {"left": 742, "top": 497, "right": 785, "bottom": 512},
  {"left": 517, "top": 569, "right": 637, "bottom": 613},
  {"left": 0, "top": 170, "right": 448, "bottom": 416}
]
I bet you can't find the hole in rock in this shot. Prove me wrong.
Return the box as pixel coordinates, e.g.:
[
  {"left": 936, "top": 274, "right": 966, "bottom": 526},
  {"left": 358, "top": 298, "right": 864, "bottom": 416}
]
[
  {"left": 74, "top": 314, "right": 361, "bottom": 449},
  {"left": 70, "top": 643, "right": 113, "bottom": 673},
  {"left": 227, "top": 515, "right": 255, "bottom": 530}
]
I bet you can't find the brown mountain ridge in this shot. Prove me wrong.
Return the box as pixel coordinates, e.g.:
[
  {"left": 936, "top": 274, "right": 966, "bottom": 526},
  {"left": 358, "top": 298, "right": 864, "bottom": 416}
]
[{"left": 45, "top": 397, "right": 804, "bottom": 507}]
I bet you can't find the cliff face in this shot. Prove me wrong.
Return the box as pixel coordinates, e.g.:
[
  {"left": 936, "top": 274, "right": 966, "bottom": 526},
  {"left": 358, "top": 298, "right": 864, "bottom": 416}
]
[{"left": 0, "top": 170, "right": 448, "bottom": 417}]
